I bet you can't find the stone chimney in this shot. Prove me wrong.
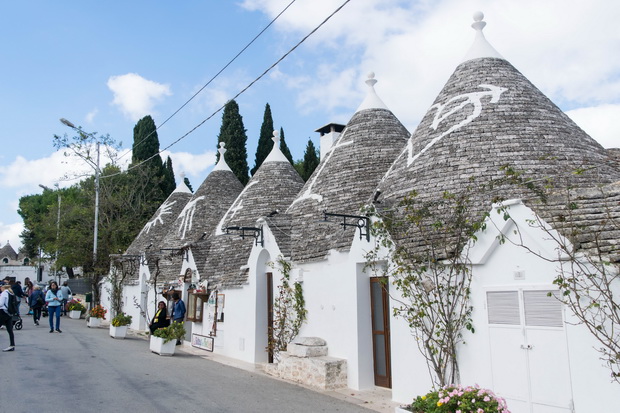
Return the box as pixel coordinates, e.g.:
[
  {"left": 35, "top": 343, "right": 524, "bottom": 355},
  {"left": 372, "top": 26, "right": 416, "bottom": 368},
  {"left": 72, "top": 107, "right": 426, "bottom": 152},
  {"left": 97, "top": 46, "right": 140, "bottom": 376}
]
[{"left": 315, "top": 122, "right": 345, "bottom": 159}]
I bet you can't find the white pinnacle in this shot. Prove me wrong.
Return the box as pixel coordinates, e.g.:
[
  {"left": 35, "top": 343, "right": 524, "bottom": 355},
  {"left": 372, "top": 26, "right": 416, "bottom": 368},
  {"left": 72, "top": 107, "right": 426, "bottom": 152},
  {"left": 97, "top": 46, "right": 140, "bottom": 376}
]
[
  {"left": 355, "top": 72, "right": 389, "bottom": 112},
  {"left": 461, "top": 11, "right": 503, "bottom": 62},
  {"left": 213, "top": 142, "right": 233, "bottom": 172}
]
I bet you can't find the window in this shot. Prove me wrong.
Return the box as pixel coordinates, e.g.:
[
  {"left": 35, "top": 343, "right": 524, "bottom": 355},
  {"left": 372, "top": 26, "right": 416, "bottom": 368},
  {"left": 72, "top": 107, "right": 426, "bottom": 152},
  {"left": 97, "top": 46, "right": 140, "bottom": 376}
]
[{"left": 186, "top": 290, "right": 209, "bottom": 322}]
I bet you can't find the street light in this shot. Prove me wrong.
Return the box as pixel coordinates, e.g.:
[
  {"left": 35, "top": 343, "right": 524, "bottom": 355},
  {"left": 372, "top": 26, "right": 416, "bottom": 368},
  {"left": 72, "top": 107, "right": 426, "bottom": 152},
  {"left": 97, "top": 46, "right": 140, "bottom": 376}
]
[{"left": 59, "top": 118, "right": 101, "bottom": 265}]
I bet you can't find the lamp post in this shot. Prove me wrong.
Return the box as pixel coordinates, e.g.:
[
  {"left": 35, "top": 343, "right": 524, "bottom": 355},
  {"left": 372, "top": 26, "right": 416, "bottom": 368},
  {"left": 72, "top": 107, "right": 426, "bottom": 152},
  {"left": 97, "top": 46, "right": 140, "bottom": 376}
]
[{"left": 59, "top": 118, "right": 101, "bottom": 265}]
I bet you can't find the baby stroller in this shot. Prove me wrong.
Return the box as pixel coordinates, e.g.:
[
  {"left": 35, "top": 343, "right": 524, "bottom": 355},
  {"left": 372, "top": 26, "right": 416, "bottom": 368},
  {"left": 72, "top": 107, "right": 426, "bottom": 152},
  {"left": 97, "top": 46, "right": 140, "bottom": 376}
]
[{"left": 11, "top": 314, "right": 22, "bottom": 330}]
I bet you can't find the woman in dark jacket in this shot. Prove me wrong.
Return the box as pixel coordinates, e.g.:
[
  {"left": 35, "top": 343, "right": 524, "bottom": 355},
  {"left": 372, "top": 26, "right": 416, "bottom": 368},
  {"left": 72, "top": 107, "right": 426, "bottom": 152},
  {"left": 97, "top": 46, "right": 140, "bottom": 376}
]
[
  {"left": 28, "top": 285, "right": 45, "bottom": 326},
  {"left": 149, "top": 301, "right": 170, "bottom": 334}
]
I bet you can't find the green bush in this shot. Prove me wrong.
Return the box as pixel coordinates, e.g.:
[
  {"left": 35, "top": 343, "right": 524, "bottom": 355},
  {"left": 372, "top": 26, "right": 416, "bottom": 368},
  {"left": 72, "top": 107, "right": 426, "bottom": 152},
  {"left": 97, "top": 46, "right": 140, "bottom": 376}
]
[
  {"left": 152, "top": 322, "right": 186, "bottom": 344},
  {"left": 67, "top": 299, "right": 86, "bottom": 313},
  {"left": 111, "top": 312, "right": 132, "bottom": 327},
  {"left": 408, "top": 385, "right": 510, "bottom": 413}
]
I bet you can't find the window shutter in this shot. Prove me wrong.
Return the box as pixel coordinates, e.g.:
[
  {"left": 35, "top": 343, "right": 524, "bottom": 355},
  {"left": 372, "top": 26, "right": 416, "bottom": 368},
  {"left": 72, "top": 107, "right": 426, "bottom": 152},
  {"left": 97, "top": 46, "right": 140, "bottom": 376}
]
[
  {"left": 523, "top": 290, "right": 563, "bottom": 327},
  {"left": 487, "top": 291, "right": 520, "bottom": 325}
]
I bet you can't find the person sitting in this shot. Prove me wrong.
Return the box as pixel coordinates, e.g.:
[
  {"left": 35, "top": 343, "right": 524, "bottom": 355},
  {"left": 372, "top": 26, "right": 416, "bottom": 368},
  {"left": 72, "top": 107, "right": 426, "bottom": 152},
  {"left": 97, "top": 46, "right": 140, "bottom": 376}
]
[{"left": 149, "top": 301, "right": 170, "bottom": 334}]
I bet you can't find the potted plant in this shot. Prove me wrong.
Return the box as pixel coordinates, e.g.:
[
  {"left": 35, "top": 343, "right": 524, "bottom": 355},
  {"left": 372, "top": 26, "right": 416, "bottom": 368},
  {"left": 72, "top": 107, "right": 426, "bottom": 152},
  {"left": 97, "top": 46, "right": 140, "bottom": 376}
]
[
  {"left": 149, "top": 322, "right": 186, "bottom": 356},
  {"left": 110, "top": 312, "right": 132, "bottom": 339},
  {"left": 399, "top": 384, "right": 510, "bottom": 413},
  {"left": 88, "top": 304, "right": 107, "bottom": 328},
  {"left": 67, "top": 299, "right": 86, "bottom": 319}
]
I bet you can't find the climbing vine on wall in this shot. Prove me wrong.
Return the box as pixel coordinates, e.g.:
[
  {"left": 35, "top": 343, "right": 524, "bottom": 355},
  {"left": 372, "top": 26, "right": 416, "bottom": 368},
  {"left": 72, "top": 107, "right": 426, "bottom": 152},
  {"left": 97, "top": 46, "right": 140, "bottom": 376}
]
[{"left": 267, "top": 256, "right": 308, "bottom": 361}]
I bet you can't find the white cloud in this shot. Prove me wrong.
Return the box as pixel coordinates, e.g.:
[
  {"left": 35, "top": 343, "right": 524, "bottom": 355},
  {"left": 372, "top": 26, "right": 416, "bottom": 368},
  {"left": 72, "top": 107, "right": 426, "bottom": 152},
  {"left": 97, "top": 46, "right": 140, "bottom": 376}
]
[
  {"left": 243, "top": 0, "right": 620, "bottom": 132},
  {"left": 107, "top": 73, "right": 172, "bottom": 121},
  {"left": 0, "top": 221, "right": 23, "bottom": 253},
  {"left": 86, "top": 108, "right": 99, "bottom": 123},
  {"left": 162, "top": 150, "right": 217, "bottom": 185},
  {"left": 566, "top": 104, "right": 620, "bottom": 149}
]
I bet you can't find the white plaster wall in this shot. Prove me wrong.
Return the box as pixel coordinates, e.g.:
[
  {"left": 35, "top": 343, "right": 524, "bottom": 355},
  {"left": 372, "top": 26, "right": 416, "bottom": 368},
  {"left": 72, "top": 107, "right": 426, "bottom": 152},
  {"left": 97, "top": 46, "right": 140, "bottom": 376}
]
[{"left": 459, "top": 202, "right": 620, "bottom": 411}]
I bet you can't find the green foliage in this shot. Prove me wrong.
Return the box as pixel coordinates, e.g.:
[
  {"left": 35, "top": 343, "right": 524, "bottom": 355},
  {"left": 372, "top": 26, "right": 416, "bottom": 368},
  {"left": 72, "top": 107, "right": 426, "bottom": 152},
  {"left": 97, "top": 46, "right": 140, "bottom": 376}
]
[
  {"left": 279, "top": 127, "right": 294, "bottom": 165},
  {"left": 365, "top": 186, "right": 486, "bottom": 387},
  {"left": 267, "top": 257, "right": 307, "bottom": 360},
  {"left": 251, "top": 103, "right": 275, "bottom": 176},
  {"left": 297, "top": 138, "right": 319, "bottom": 181},
  {"left": 67, "top": 299, "right": 86, "bottom": 313},
  {"left": 183, "top": 176, "right": 193, "bottom": 192},
  {"left": 407, "top": 385, "right": 510, "bottom": 413},
  {"left": 111, "top": 312, "right": 133, "bottom": 327},
  {"left": 161, "top": 156, "right": 176, "bottom": 197},
  {"left": 153, "top": 321, "right": 186, "bottom": 343},
  {"left": 216, "top": 100, "right": 249, "bottom": 185}
]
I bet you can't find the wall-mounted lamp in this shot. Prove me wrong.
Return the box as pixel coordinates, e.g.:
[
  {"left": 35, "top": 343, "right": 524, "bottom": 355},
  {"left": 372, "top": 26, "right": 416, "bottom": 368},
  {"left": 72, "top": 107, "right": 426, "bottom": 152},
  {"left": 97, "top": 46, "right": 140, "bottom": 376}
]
[
  {"left": 225, "top": 226, "right": 264, "bottom": 247},
  {"left": 320, "top": 210, "right": 370, "bottom": 242},
  {"left": 160, "top": 248, "right": 189, "bottom": 261}
]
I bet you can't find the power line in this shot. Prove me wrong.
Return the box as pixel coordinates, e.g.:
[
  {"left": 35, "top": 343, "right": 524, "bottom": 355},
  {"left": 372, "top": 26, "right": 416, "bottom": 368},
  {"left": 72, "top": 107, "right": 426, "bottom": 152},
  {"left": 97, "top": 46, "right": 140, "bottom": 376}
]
[
  {"left": 118, "top": 0, "right": 298, "bottom": 162},
  {"left": 115, "top": 0, "right": 352, "bottom": 178}
]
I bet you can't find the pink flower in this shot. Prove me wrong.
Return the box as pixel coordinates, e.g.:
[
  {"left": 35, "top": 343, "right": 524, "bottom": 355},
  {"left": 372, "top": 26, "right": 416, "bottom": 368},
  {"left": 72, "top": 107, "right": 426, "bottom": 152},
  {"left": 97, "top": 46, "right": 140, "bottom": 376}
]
[{"left": 483, "top": 396, "right": 490, "bottom": 402}]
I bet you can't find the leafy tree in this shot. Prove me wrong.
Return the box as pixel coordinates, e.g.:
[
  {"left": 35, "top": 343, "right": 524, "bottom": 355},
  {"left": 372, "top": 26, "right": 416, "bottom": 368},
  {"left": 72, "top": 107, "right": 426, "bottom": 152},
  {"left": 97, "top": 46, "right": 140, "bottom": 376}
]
[
  {"left": 366, "top": 187, "right": 485, "bottom": 387},
  {"left": 216, "top": 100, "right": 249, "bottom": 185},
  {"left": 251, "top": 103, "right": 275, "bottom": 176},
  {"left": 279, "top": 127, "right": 294, "bottom": 165}
]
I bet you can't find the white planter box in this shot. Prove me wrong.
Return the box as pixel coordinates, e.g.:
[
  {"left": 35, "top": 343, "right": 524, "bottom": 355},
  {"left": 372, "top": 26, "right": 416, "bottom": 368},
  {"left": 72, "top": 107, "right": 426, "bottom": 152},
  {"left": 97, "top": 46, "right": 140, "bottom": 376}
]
[
  {"left": 150, "top": 335, "right": 176, "bottom": 356},
  {"left": 110, "top": 325, "right": 127, "bottom": 339},
  {"left": 88, "top": 317, "right": 102, "bottom": 328},
  {"left": 69, "top": 310, "right": 82, "bottom": 319}
]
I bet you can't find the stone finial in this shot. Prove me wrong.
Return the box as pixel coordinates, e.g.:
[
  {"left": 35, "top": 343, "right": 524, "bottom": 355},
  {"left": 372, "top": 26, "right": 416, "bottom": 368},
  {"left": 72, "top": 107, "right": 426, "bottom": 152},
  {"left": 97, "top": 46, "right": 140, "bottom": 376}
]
[
  {"left": 272, "top": 130, "right": 280, "bottom": 147},
  {"left": 213, "top": 141, "right": 233, "bottom": 172},
  {"left": 355, "top": 71, "right": 388, "bottom": 112},
  {"left": 461, "top": 10, "right": 503, "bottom": 62},
  {"left": 365, "top": 72, "right": 377, "bottom": 88},
  {"left": 472, "top": 11, "right": 486, "bottom": 31}
]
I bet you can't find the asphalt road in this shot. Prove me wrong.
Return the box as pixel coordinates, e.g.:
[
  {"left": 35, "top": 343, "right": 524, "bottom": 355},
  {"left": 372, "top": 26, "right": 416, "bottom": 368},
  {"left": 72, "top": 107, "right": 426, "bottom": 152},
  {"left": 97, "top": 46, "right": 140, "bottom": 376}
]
[{"left": 1, "top": 312, "right": 373, "bottom": 413}]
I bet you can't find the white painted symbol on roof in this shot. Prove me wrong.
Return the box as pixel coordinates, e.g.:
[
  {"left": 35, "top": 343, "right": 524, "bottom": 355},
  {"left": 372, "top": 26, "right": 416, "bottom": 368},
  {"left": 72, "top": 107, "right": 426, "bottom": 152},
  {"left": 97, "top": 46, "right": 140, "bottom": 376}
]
[
  {"left": 140, "top": 200, "right": 177, "bottom": 234},
  {"left": 215, "top": 180, "right": 259, "bottom": 235},
  {"left": 176, "top": 196, "right": 205, "bottom": 239},
  {"left": 407, "top": 84, "right": 506, "bottom": 166}
]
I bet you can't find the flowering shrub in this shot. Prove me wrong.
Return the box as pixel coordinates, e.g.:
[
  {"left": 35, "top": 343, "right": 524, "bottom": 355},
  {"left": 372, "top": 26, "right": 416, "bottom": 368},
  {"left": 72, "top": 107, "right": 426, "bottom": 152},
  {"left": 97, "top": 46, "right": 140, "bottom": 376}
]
[
  {"left": 90, "top": 304, "right": 107, "bottom": 319},
  {"left": 111, "top": 312, "right": 132, "bottom": 327},
  {"left": 67, "top": 299, "right": 86, "bottom": 313},
  {"left": 408, "top": 385, "right": 510, "bottom": 413}
]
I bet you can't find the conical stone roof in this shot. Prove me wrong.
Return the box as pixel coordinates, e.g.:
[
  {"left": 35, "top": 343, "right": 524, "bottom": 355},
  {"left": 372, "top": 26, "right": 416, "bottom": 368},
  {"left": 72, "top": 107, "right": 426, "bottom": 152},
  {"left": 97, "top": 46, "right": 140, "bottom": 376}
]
[
  {"left": 375, "top": 12, "right": 620, "bottom": 256},
  {"left": 158, "top": 144, "right": 244, "bottom": 282},
  {"left": 125, "top": 181, "right": 193, "bottom": 257},
  {"left": 288, "top": 74, "right": 409, "bottom": 263},
  {"left": 203, "top": 132, "right": 304, "bottom": 289},
  {"left": 0, "top": 242, "right": 18, "bottom": 262}
]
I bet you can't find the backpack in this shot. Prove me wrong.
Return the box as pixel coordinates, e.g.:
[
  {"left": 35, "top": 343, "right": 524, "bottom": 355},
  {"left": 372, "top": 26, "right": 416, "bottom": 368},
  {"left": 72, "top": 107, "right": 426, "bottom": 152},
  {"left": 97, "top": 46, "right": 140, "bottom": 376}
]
[{"left": 6, "top": 293, "right": 18, "bottom": 316}]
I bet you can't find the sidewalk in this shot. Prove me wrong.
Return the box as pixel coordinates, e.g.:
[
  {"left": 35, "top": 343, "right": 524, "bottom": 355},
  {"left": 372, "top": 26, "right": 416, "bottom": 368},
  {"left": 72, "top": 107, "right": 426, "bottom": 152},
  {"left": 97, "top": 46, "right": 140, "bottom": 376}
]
[{"left": 129, "top": 328, "right": 401, "bottom": 413}]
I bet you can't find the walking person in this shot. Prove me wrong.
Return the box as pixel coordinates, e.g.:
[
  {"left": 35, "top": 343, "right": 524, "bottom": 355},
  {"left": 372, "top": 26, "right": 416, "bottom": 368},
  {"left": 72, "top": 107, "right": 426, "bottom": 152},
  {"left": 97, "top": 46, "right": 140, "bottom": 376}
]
[
  {"left": 60, "top": 281, "right": 72, "bottom": 316},
  {"left": 45, "top": 281, "right": 64, "bottom": 333},
  {"left": 12, "top": 281, "right": 25, "bottom": 316},
  {"left": 0, "top": 284, "right": 16, "bottom": 351},
  {"left": 24, "top": 280, "right": 34, "bottom": 315},
  {"left": 170, "top": 292, "right": 186, "bottom": 345},
  {"left": 29, "top": 285, "right": 45, "bottom": 326}
]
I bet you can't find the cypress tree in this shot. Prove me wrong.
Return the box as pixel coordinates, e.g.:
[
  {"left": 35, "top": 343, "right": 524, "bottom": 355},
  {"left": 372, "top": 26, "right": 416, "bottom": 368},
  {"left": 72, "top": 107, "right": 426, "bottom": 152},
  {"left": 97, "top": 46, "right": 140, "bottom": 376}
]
[
  {"left": 161, "top": 156, "right": 176, "bottom": 196},
  {"left": 216, "top": 100, "right": 249, "bottom": 185},
  {"left": 279, "top": 127, "right": 294, "bottom": 165},
  {"left": 251, "top": 103, "right": 275, "bottom": 176},
  {"left": 183, "top": 176, "right": 193, "bottom": 192},
  {"left": 302, "top": 139, "right": 320, "bottom": 181},
  {"left": 132, "top": 115, "right": 161, "bottom": 166}
]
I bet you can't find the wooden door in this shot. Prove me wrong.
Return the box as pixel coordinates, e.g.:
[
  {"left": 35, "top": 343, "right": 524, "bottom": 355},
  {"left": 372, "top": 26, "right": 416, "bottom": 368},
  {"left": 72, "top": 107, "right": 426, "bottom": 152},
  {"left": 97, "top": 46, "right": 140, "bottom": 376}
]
[
  {"left": 370, "top": 277, "right": 391, "bottom": 388},
  {"left": 266, "top": 272, "right": 274, "bottom": 363}
]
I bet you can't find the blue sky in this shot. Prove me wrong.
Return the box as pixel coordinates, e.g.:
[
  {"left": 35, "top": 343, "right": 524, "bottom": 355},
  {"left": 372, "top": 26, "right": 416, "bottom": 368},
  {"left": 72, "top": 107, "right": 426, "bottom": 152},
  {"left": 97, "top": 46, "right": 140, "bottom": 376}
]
[{"left": 1, "top": 0, "right": 619, "bottom": 250}]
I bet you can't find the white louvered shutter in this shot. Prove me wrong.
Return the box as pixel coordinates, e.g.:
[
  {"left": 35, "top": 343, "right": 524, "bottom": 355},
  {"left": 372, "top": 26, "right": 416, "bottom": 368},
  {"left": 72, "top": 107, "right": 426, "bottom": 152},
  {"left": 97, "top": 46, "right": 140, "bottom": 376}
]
[
  {"left": 487, "top": 291, "right": 520, "bottom": 325},
  {"left": 523, "top": 290, "right": 563, "bottom": 327}
]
